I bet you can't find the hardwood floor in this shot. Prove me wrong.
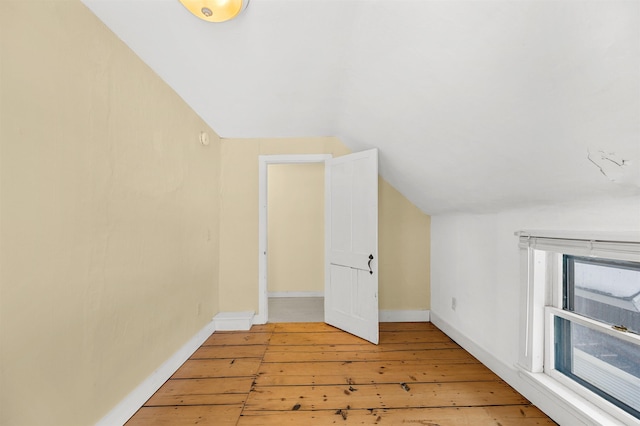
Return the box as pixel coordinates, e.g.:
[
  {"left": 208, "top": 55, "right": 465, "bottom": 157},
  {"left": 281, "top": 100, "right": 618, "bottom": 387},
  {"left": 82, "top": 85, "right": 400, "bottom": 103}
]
[{"left": 126, "top": 322, "right": 556, "bottom": 425}]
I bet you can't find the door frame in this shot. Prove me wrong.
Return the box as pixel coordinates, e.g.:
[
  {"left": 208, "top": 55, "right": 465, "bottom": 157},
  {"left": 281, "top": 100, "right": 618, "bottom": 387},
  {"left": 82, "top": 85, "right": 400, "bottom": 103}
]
[{"left": 255, "top": 154, "right": 332, "bottom": 324}]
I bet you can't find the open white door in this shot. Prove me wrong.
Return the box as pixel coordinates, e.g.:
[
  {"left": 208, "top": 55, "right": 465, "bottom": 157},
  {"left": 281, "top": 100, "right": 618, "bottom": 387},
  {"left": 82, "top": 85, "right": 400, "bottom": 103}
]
[{"left": 324, "top": 149, "right": 379, "bottom": 344}]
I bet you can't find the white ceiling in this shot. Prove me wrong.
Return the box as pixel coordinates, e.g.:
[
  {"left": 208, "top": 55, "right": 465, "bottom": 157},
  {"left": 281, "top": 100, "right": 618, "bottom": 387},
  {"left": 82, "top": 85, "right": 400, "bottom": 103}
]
[{"left": 82, "top": 0, "right": 639, "bottom": 215}]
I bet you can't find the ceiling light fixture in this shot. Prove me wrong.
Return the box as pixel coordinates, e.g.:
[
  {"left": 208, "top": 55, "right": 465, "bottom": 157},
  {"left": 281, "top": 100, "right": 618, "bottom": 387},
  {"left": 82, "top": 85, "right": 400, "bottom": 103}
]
[{"left": 178, "top": 0, "right": 249, "bottom": 23}]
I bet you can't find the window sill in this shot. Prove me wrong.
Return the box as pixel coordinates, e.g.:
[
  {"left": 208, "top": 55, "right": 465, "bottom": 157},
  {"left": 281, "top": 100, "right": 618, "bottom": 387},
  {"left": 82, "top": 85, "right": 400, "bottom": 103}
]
[{"left": 517, "top": 366, "right": 640, "bottom": 426}]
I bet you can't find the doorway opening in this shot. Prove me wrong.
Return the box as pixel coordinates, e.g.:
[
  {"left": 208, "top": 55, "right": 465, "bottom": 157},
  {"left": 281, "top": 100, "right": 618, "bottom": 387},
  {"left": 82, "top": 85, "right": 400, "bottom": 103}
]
[
  {"left": 267, "top": 162, "right": 325, "bottom": 322},
  {"left": 256, "top": 154, "right": 332, "bottom": 324}
]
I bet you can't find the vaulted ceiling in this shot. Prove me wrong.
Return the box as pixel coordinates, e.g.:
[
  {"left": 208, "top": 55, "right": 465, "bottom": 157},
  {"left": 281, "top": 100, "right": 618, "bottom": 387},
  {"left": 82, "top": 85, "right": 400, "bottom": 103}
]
[{"left": 82, "top": 0, "right": 639, "bottom": 215}]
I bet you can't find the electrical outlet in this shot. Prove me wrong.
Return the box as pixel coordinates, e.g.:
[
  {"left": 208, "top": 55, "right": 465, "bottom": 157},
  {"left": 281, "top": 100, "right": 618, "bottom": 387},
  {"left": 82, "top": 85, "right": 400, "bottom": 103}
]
[{"left": 451, "top": 297, "right": 457, "bottom": 311}]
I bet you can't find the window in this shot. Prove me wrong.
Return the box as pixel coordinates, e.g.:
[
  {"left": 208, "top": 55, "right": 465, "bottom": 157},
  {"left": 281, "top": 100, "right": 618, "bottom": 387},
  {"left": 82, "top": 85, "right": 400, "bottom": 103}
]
[
  {"left": 555, "top": 256, "right": 640, "bottom": 418},
  {"left": 517, "top": 232, "right": 640, "bottom": 425}
]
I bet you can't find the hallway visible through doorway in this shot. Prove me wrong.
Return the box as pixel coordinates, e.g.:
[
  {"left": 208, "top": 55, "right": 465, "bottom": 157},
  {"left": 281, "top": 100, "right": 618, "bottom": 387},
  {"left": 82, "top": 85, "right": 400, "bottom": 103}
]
[
  {"left": 268, "top": 297, "right": 324, "bottom": 322},
  {"left": 266, "top": 160, "right": 325, "bottom": 324}
]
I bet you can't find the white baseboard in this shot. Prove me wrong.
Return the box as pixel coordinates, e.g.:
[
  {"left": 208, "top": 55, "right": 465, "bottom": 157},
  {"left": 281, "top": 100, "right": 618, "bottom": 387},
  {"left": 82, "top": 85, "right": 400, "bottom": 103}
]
[
  {"left": 256, "top": 309, "right": 431, "bottom": 326},
  {"left": 253, "top": 311, "right": 267, "bottom": 325},
  {"left": 96, "top": 319, "right": 216, "bottom": 426},
  {"left": 379, "top": 309, "right": 430, "bottom": 322},
  {"left": 430, "top": 311, "right": 625, "bottom": 426},
  {"left": 213, "top": 311, "right": 254, "bottom": 331},
  {"left": 268, "top": 291, "right": 324, "bottom": 298},
  {"left": 430, "top": 312, "right": 517, "bottom": 384}
]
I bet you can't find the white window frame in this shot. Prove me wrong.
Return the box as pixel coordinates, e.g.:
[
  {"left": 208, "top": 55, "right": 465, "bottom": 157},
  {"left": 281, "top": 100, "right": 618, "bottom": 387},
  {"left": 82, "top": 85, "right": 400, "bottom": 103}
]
[{"left": 517, "top": 231, "right": 640, "bottom": 426}]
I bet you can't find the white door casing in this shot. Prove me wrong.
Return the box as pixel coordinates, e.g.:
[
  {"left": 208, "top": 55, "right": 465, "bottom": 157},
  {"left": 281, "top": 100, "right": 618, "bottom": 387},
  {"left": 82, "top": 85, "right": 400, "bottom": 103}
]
[
  {"left": 256, "top": 154, "right": 332, "bottom": 325},
  {"left": 324, "top": 149, "right": 379, "bottom": 344}
]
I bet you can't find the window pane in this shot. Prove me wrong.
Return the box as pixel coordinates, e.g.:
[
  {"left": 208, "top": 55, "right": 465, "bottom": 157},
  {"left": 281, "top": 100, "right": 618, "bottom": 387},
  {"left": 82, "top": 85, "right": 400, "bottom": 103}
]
[
  {"left": 568, "top": 257, "right": 640, "bottom": 334},
  {"left": 555, "top": 317, "right": 640, "bottom": 417}
]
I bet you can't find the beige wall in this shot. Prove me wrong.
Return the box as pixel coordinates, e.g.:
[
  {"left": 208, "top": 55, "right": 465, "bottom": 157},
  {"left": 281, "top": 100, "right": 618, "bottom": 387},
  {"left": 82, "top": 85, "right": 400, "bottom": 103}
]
[
  {"left": 0, "top": 3, "right": 429, "bottom": 423},
  {"left": 379, "top": 177, "right": 431, "bottom": 310},
  {"left": 267, "top": 163, "right": 325, "bottom": 293},
  {"left": 218, "top": 138, "right": 348, "bottom": 311},
  {"left": 0, "top": 2, "right": 221, "bottom": 425},
  {"left": 219, "top": 138, "right": 430, "bottom": 313}
]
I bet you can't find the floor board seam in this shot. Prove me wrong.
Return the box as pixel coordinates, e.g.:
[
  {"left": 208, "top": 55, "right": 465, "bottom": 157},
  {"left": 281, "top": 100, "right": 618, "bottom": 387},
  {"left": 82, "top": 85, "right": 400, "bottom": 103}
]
[{"left": 235, "top": 328, "right": 274, "bottom": 426}]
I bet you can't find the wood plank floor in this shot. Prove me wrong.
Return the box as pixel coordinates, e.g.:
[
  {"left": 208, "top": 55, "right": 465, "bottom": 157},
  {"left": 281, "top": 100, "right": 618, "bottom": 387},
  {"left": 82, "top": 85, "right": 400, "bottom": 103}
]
[{"left": 125, "top": 322, "right": 556, "bottom": 425}]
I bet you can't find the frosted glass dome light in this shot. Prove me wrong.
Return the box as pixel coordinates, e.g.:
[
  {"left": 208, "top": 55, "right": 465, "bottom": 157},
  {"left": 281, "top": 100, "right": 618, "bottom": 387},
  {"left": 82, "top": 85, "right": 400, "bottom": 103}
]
[{"left": 178, "top": 0, "right": 249, "bottom": 23}]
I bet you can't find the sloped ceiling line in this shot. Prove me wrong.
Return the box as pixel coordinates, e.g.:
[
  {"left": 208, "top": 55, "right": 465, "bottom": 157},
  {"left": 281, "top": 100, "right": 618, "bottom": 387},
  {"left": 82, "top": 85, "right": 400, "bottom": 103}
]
[{"left": 82, "top": 0, "right": 640, "bottom": 214}]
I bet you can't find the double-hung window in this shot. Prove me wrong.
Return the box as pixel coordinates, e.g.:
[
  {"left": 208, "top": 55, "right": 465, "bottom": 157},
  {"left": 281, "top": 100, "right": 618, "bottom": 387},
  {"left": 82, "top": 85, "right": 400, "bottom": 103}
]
[{"left": 518, "top": 232, "right": 640, "bottom": 425}]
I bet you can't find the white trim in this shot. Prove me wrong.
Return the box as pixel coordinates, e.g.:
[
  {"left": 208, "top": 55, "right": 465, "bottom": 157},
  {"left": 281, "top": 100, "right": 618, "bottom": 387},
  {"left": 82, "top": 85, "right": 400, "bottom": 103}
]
[
  {"left": 95, "top": 319, "right": 216, "bottom": 426},
  {"left": 324, "top": 158, "right": 331, "bottom": 327},
  {"left": 379, "top": 310, "right": 430, "bottom": 322},
  {"left": 547, "top": 306, "right": 640, "bottom": 345},
  {"left": 518, "top": 248, "right": 549, "bottom": 373},
  {"left": 519, "top": 369, "right": 631, "bottom": 426},
  {"left": 516, "top": 230, "right": 640, "bottom": 244},
  {"left": 431, "top": 312, "right": 625, "bottom": 426},
  {"left": 268, "top": 291, "right": 324, "bottom": 298},
  {"left": 257, "top": 154, "right": 332, "bottom": 325},
  {"left": 213, "top": 311, "right": 254, "bottom": 331},
  {"left": 431, "top": 312, "right": 527, "bottom": 390},
  {"left": 516, "top": 231, "right": 640, "bottom": 261},
  {"left": 516, "top": 233, "right": 640, "bottom": 424},
  {"left": 544, "top": 307, "right": 640, "bottom": 423}
]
